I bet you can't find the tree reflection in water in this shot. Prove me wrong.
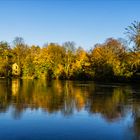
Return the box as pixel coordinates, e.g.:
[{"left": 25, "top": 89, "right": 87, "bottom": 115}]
[{"left": 0, "top": 79, "right": 140, "bottom": 137}]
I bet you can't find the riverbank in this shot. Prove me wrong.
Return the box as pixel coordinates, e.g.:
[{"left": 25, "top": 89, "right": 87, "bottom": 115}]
[{"left": 1, "top": 75, "right": 140, "bottom": 84}]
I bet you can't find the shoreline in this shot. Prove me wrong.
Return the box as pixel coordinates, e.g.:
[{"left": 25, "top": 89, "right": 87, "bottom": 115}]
[{"left": 0, "top": 76, "right": 140, "bottom": 84}]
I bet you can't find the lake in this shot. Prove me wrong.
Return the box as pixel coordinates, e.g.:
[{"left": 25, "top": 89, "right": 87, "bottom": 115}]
[{"left": 0, "top": 79, "right": 140, "bottom": 140}]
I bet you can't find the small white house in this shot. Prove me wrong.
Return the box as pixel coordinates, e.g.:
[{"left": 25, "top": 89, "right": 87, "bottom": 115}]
[{"left": 12, "top": 63, "right": 20, "bottom": 76}]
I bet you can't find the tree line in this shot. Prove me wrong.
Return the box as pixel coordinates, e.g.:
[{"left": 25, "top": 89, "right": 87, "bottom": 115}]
[{"left": 0, "top": 21, "right": 140, "bottom": 82}]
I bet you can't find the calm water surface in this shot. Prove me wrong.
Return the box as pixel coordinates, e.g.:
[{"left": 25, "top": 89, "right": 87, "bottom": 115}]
[{"left": 0, "top": 79, "right": 140, "bottom": 140}]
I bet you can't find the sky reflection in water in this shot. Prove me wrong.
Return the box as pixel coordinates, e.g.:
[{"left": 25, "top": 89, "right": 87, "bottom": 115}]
[{"left": 0, "top": 79, "right": 139, "bottom": 140}]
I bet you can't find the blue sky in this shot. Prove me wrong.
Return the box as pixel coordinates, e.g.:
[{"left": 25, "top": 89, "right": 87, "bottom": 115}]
[{"left": 0, "top": 0, "right": 140, "bottom": 50}]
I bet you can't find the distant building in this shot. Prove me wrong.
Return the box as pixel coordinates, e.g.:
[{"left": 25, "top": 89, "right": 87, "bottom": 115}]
[{"left": 12, "top": 63, "right": 20, "bottom": 76}]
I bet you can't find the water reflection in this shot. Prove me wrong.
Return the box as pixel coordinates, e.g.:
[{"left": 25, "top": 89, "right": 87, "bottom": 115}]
[{"left": 0, "top": 79, "right": 140, "bottom": 138}]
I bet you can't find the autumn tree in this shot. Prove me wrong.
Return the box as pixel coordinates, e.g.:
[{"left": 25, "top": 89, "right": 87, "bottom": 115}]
[
  {"left": 13, "top": 37, "right": 29, "bottom": 76},
  {"left": 91, "top": 38, "right": 130, "bottom": 80},
  {"left": 63, "top": 41, "right": 76, "bottom": 79},
  {"left": 44, "top": 43, "right": 66, "bottom": 79},
  {"left": 73, "top": 47, "right": 92, "bottom": 80},
  {"left": 22, "top": 45, "right": 40, "bottom": 78},
  {"left": 0, "top": 41, "right": 12, "bottom": 77}
]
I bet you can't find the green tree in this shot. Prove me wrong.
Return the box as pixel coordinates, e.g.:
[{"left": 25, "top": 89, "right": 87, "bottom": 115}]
[
  {"left": 125, "top": 21, "right": 140, "bottom": 51},
  {"left": 125, "top": 21, "right": 140, "bottom": 78}
]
